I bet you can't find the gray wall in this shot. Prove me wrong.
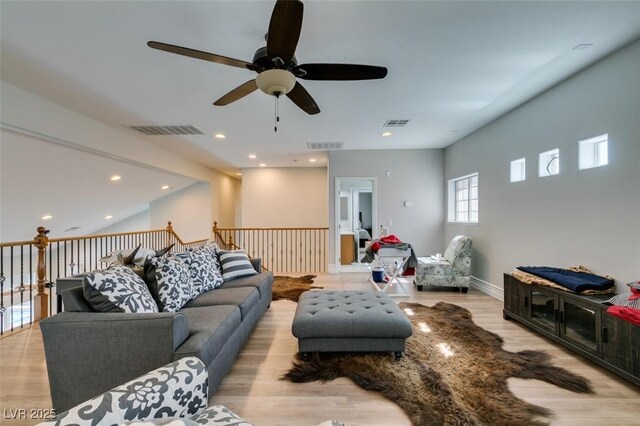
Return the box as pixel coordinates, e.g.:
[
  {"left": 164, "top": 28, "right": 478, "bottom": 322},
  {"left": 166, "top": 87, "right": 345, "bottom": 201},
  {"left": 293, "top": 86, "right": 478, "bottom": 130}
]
[
  {"left": 329, "top": 149, "right": 444, "bottom": 265},
  {"left": 359, "top": 192, "right": 372, "bottom": 229},
  {"left": 444, "top": 39, "right": 640, "bottom": 292}
]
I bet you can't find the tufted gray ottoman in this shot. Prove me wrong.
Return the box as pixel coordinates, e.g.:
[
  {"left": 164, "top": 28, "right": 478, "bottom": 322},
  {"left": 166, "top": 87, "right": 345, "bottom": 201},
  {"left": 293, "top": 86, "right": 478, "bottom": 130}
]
[{"left": 292, "top": 290, "right": 413, "bottom": 359}]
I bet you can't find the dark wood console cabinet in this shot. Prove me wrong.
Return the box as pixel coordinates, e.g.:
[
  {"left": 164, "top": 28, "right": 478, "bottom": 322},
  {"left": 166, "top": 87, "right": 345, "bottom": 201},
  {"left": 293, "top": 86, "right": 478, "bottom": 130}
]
[{"left": 503, "top": 273, "right": 639, "bottom": 387}]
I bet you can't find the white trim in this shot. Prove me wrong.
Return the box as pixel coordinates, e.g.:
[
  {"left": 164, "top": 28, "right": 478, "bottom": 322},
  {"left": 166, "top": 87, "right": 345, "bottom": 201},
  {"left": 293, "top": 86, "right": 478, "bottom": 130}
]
[
  {"left": 0, "top": 122, "right": 190, "bottom": 179},
  {"left": 470, "top": 276, "right": 504, "bottom": 301},
  {"left": 334, "top": 177, "right": 377, "bottom": 271}
]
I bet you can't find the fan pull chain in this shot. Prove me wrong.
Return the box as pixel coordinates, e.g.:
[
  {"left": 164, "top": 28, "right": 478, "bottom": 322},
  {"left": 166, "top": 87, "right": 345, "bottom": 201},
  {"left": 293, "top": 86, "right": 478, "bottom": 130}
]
[{"left": 274, "top": 94, "right": 281, "bottom": 132}]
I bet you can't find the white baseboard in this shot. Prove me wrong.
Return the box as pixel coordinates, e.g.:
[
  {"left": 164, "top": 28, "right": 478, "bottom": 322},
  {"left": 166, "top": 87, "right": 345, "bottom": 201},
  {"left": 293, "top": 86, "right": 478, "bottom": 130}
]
[
  {"left": 328, "top": 264, "right": 339, "bottom": 274},
  {"left": 471, "top": 276, "right": 504, "bottom": 301}
]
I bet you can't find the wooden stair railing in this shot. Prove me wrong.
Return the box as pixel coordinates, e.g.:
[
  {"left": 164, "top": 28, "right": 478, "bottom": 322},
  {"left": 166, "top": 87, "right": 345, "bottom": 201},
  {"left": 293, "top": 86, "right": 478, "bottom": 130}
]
[
  {"left": 0, "top": 221, "right": 208, "bottom": 335},
  {"left": 212, "top": 221, "right": 328, "bottom": 275}
]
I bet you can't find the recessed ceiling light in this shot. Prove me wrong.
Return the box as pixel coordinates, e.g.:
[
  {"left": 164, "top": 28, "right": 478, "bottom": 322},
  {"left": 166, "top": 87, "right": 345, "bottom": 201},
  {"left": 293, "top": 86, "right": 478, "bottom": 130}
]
[
  {"left": 309, "top": 158, "right": 317, "bottom": 163},
  {"left": 161, "top": 185, "right": 172, "bottom": 190},
  {"left": 249, "top": 154, "right": 257, "bottom": 159},
  {"left": 381, "top": 131, "right": 392, "bottom": 137},
  {"left": 105, "top": 215, "right": 113, "bottom": 220},
  {"left": 110, "top": 175, "right": 121, "bottom": 181},
  {"left": 214, "top": 133, "right": 226, "bottom": 139},
  {"left": 41, "top": 215, "right": 53, "bottom": 220},
  {"left": 259, "top": 163, "right": 266, "bottom": 167},
  {"left": 236, "top": 173, "right": 242, "bottom": 176}
]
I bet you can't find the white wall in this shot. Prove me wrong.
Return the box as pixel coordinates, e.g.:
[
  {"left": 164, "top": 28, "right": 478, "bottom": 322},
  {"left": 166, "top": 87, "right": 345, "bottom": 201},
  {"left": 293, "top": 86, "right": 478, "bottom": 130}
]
[
  {"left": 150, "top": 182, "right": 212, "bottom": 242},
  {"left": 241, "top": 168, "right": 328, "bottom": 227},
  {"left": 444, "top": 39, "right": 640, "bottom": 292},
  {"left": 93, "top": 209, "right": 150, "bottom": 235},
  {"left": 211, "top": 173, "right": 241, "bottom": 228},
  {"left": 329, "top": 149, "right": 444, "bottom": 265},
  {"left": 0, "top": 82, "right": 241, "bottom": 227}
]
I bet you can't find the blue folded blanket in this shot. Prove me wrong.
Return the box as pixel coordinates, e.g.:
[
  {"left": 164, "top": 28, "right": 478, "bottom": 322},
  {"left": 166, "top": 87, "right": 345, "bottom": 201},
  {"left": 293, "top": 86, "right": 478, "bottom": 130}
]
[{"left": 517, "top": 266, "right": 614, "bottom": 293}]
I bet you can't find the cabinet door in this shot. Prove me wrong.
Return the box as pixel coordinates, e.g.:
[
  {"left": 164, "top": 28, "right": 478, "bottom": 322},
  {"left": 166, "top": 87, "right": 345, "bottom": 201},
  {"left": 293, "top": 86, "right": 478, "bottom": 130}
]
[
  {"left": 504, "top": 274, "right": 526, "bottom": 318},
  {"left": 559, "top": 296, "right": 601, "bottom": 354},
  {"left": 527, "top": 287, "right": 558, "bottom": 334},
  {"left": 601, "top": 312, "right": 631, "bottom": 371},
  {"left": 631, "top": 322, "right": 640, "bottom": 377}
]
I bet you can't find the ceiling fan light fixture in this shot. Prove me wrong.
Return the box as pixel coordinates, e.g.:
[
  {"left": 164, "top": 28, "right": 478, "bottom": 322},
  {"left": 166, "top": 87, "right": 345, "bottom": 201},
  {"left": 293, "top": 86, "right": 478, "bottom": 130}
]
[{"left": 256, "top": 69, "right": 296, "bottom": 96}]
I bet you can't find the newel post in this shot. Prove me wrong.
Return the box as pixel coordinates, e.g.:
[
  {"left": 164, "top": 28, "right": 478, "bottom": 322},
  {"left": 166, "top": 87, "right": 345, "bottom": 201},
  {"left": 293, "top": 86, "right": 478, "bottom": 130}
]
[
  {"left": 166, "top": 221, "right": 174, "bottom": 247},
  {"left": 33, "top": 226, "right": 49, "bottom": 320}
]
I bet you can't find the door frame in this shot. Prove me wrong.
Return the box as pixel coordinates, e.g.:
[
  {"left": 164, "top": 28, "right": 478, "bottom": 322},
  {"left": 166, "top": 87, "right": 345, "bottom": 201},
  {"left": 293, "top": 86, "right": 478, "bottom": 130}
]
[{"left": 334, "top": 177, "right": 377, "bottom": 270}]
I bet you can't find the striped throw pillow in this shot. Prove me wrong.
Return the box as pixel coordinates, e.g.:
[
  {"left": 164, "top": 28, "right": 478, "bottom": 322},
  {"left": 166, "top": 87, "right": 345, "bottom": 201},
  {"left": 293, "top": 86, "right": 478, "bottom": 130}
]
[{"left": 218, "top": 250, "right": 258, "bottom": 281}]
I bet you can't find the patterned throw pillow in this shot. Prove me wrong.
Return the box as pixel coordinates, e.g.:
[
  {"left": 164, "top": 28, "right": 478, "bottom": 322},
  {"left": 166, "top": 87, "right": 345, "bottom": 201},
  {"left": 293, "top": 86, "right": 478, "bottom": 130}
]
[
  {"left": 83, "top": 266, "right": 159, "bottom": 313},
  {"left": 145, "top": 256, "right": 194, "bottom": 312},
  {"left": 218, "top": 250, "right": 258, "bottom": 281},
  {"left": 175, "top": 248, "right": 223, "bottom": 296},
  {"left": 201, "top": 242, "right": 223, "bottom": 275}
]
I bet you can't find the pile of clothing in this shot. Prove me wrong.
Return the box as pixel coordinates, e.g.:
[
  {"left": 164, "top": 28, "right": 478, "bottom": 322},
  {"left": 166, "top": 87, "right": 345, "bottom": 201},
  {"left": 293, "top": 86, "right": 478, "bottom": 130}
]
[
  {"left": 360, "top": 234, "right": 417, "bottom": 275},
  {"left": 513, "top": 265, "right": 640, "bottom": 326},
  {"left": 605, "top": 281, "right": 640, "bottom": 326},
  {"left": 513, "top": 265, "right": 615, "bottom": 294}
]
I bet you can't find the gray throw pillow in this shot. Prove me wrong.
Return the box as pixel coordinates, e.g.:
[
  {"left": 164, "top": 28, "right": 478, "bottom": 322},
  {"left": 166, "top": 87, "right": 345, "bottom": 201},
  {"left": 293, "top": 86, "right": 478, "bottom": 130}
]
[
  {"left": 144, "top": 256, "right": 195, "bottom": 312},
  {"left": 218, "top": 250, "right": 258, "bottom": 281},
  {"left": 83, "top": 266, "right": 159, "bottom": 313},
  {"left": 175, "top": 248, "right": 223, "bottom": 296}
]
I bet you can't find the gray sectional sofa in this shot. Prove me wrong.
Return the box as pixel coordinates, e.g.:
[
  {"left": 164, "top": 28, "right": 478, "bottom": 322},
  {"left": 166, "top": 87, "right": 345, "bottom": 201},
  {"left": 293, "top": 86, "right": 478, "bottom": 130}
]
[{"left": 40, "top": 258, "right": 273, "bottom": 413}]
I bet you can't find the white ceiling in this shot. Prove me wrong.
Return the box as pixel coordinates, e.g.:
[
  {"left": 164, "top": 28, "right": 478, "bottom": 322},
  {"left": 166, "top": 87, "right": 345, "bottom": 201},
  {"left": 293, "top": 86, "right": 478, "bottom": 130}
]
[
  {"left": 1, "top": 1, "right": 640, "bottom": 177},
  {"left": 0, "top": 130, "right": 197, "bottom": 242}
]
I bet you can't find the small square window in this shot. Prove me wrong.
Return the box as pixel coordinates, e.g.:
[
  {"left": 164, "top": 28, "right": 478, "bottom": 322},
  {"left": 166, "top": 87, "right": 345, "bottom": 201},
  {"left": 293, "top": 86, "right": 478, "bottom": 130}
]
[
  {"left": 579, "top": 134, "right": 608, "bottom": 170},
  {"left": 510, "top": 158, "right": 526, "bottom": 182},
  {"left": 539, "top": 149, "right": 559, "bottom": 177}
]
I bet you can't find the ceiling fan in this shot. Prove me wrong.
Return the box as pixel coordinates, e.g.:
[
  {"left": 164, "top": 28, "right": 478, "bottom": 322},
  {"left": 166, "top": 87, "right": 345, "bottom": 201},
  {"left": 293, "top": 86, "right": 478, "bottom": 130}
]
[{"left": 147, "top": 0, "right": 388, "bottom": 116}]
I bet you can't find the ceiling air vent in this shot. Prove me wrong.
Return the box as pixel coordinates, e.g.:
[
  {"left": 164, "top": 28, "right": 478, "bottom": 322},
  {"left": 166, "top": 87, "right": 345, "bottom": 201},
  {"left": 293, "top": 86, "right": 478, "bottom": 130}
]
[
  {"left": 383, "top": 119, "right": 410, "bottom": 128},
  {"left": 307, "top": 142, "right": 344, "bottom": 150},
  {"left": 126, "top": 125, "right": 205, "bottom": 136}
]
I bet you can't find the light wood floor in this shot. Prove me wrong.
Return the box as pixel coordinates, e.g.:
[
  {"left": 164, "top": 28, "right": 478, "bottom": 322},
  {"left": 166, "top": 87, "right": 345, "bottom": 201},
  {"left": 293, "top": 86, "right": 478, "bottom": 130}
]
[{"left": 1, "top": 273, "right": 639, "bottom": 425}]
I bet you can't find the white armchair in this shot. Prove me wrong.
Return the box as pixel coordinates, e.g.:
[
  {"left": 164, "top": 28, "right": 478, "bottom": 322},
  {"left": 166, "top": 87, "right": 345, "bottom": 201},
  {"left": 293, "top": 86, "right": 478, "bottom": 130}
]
[{"left": 414, "top": 236, "right": 472, "bottom": 293}]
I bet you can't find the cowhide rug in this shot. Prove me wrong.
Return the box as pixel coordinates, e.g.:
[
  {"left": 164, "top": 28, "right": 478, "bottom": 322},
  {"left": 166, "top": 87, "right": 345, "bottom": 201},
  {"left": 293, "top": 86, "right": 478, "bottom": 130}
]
[
  {"left": 283, "top": 302, "right": 593, "bottom": 425},
  {"left": 272, "top": 275, "right": 321, "bottom": 302}
]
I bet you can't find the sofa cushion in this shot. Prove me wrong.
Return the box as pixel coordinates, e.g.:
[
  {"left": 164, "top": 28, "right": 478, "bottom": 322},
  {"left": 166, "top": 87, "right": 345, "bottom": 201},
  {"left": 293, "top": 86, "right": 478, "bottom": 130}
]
[
  {"left": 190, "top": 405, "right": 254, "bottom": 426},
  {"left": 83, "top": 266, "right": 158, "bottom": 313},
  {"left": 182, "top": 287, "right": 259, "bottom": 320},
  {"left": 176, "top": 249, "right": 223, "bottom": 296},
  {"left": 218, "top": 250, "right": 258, "bottom": 281},
  {"left": 145, "top": 256, "right": 195, "bottom": 313},
  {"left": 174, "top": 306, "right": 241, "bottom": 366},
  {"left": 217, "top": 272, "right": 273, "bottom": 299}
]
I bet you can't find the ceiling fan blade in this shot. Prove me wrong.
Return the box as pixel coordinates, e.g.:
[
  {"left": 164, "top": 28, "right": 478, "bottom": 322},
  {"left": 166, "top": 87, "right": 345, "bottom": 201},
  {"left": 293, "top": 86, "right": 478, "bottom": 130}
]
[
  {"left": 296, "top": 63, "right": 388, "bottom": 80},
  {"left": 267, "top": 0, "right": 303, "bottom": 63},
  {"left": 213, "top": 80, "right": 258, "bottom": 106},
  {"left": 148, "top": 41, "right": 255, "bottom": 71},
  {"left": 286, "top": 82, "right": 320, "bottom": 115}
]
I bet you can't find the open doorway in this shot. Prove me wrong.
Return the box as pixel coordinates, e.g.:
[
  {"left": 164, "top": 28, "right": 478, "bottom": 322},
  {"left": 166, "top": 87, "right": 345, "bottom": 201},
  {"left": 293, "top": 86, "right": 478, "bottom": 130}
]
[{"left": 335, "top": 177, "right": 377, "bottom": 272}]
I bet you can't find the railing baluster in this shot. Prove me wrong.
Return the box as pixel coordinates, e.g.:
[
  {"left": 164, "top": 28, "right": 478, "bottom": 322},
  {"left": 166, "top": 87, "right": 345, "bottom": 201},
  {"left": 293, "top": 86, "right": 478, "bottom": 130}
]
[
  {"left": 0, "top": 247, "right": 4, "bottom": 335},
  {"left": 19, "top": 246, "right": 24, "bottom": 329},
  {"left": 10, "top": 246, "right": 14, "bottom": 332}
]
